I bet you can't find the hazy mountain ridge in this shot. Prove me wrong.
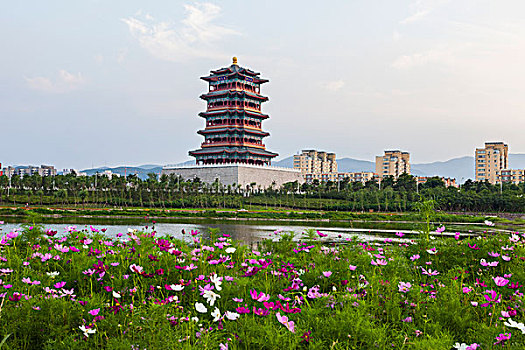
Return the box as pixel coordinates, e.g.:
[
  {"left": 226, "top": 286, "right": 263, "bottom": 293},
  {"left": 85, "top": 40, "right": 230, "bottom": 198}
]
[{"left": 76, "top": 154, "right": 525, "bottom": 182}]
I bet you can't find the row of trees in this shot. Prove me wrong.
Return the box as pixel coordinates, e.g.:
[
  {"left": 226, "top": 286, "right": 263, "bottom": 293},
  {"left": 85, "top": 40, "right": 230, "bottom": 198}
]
[{"left": 1, "top": 172, "right": 525, "bottom": 212}]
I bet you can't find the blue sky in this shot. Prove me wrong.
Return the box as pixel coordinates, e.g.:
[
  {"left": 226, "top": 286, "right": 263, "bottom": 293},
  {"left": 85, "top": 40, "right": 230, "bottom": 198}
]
[{"left": 3, "top": 1, "right": 525, "bottom": 170}]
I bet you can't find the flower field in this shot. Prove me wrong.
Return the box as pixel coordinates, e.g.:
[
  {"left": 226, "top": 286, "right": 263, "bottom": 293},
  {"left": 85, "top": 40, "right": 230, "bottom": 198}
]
[{"left": 1, "top": 223, "right": 525, "bottom": 349}]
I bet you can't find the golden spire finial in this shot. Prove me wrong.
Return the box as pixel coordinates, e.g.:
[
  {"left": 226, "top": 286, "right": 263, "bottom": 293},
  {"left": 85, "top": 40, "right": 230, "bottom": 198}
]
[{"left": 232, "top": 56, "right": 238, "bottom": 65}]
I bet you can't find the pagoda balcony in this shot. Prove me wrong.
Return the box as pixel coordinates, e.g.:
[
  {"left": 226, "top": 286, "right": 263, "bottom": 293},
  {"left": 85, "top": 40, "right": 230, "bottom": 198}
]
[
  {"left": 209, "top": 82, "right": 260, "bottom": 94},
  {"left": 207, "top": 102, "right": 261, "bottom": 112},
  {"left": 206, "top": 120, "right": 262, "bottom": 129},
  {"left": 201, "top": 140, "right": 266, "bottom": 149}
]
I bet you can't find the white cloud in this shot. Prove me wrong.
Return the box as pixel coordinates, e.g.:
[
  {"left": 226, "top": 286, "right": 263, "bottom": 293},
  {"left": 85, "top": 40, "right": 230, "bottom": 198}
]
[
  {"left": 122, "top": 3, "right": 239, "bottom": 62},
  {"left": 321, "top": 80, "right": 345, "bottom": 92},
  {"left": 25, "top": 70, "right": 85, "bottom": 93},
  {"left": 391, "top": 48, "right": 454, "bottom": 69},
  {"left": 400, "top": 0, "right": 450, "bottom": 24}
]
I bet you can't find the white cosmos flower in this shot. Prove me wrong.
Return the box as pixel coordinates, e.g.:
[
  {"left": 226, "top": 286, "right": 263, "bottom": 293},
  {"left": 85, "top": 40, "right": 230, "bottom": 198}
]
[
  {"left": 484, "top": 220, "right": 495, "bottom": 226},
  {"left": 211, "top": 307, "right": 221, "bottom": 322},
  {"left": 191, "top": 316, "right": 199, "bottom": 322},
  {"left": 112, "top": 291, "right": 121, "bottom": 298},
  {"left": 46, "top": 271, "right": 60, "bottom": 277},
  {"left": 195, "top": 302, "right": 208, "bottom": 313},
  {"left": 210, "top": 274, "right": 222, "bottom": 291},
  {"left": 225, "top": 311, "right": 240, "bottom": 321},
  {"left": 453, "top": 343, "right": 468, "bottom": 350},
  {"left": 504, "top": 318, "right": 525, "bottom": 334},
  {"left": 79, "top": 325, "right": 96, "bottom": 337},
  {"left": 225, "top": 247, "right": 236, "bottom": 254},
  {"left": 170, "top": 284, "right": 184, "bottom": 291},
  {"left": 202, "top": 290, "right": 221, "bottom": 306}
]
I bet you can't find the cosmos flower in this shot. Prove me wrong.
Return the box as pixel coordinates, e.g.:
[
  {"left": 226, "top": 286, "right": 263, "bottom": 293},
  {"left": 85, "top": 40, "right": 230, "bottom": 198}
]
[
  {"left": 398, "top": 282, "right": 412, "bottom": 293},
  {"left": 195, "top": 302, "right": 208, "bottom": 313},
  {"left": 276, "top": 312, "right": 295, "bottom": 333},
  {"left": 79, "top": 325, "right": 96, "bottom": 337}
]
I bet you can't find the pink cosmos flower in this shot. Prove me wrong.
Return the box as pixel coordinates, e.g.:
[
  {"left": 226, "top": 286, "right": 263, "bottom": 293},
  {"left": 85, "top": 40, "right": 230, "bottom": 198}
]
[
  {"left": 493, "top": 276, "right": 509, "bottom": 287},
  {"left": 88, "top": 308, "right": 100, "bottom": 316},
  {"left": 232, "top": 297, "right": 243, "bottom": 302},
  {"left": 421, "top": 268, "right": 439, "bottom": 276},
  {"left": 436, "top": 226, "right": 445, "bottom": 233},
  {"left": 410, "top": 254, "right": 420, "bottom": 261},
  {"left": 454, "top": 232, "right": 460, "bottom": 240},
  {"left": 371, "top": 259, "right": 387, "bottom": 266},
  {"left": 322, "top": 271, "right": 332, "bottom": 278},
  {"left": 402, "top": 316, "right": 413, "bottom": 323},
  {"left": 398, "top": 282, "right": 412, "bottom": 293},
  {"left": 276, "top": 312, "right": 295, "bottom": 333},
  {"left": 488, "top": 252, "right": 500, "bottom": 257},
  {"left": 463, "top": 287, "right": 473, "bottom": 293},
  {"left": 129, "top": 264, "right": 143, "bottom": 274},
  {"left": 349, "top": 265, "right": 357, "bottom": 271}
]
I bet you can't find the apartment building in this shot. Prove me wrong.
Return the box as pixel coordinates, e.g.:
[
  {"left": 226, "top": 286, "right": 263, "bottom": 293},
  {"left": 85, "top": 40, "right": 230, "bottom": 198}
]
[
  {"left": 293, "top": 150, "right": 337, "bottom": 174},
  {"left": 475, "top": 142, "right": 508, "bottom": 184},
  {"left": 375, "top": 150, "right": 410, "bottom": 179},
  {"left": 305, "top": 171, "right": 377, "bottom": 184},
  {"left": 416, "top": 176, "right": 458, "bottom": 188},
  {"left": 3, "top": 165, "right": 57, "bottom": 178},
  {"left": 496, "top": 169, "right": 525, "bottom": 185}
]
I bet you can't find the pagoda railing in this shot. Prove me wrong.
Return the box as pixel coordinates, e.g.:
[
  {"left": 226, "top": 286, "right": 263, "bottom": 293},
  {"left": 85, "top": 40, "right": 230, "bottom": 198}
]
[{"left": 201, "top": 141, "right": 266, "bottom": 149}]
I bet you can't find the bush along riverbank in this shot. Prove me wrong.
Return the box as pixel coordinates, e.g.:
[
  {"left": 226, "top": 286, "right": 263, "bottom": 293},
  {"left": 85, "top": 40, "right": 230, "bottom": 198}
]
[{"left": 0, "top": 223, "right": 524, "bottom": 349}]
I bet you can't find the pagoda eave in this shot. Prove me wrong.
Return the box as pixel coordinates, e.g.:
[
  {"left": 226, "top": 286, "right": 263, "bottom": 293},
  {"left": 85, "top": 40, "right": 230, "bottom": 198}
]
[
  {"left": 200, "top": 91, "right": 269, "bottom": 102},
  {"left": 198, "top": 110, "right": 269, "bottom": 119}
]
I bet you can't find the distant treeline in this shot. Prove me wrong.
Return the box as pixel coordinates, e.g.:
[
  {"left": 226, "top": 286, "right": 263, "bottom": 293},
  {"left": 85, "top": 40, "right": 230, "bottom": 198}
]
[{"left": 0, "top": 173, "right": 524, "bottom": 212}]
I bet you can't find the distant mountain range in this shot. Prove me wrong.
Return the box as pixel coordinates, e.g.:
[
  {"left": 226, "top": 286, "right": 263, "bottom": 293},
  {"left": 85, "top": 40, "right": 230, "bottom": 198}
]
[{"left": 77, "top": 154, "right": 525, "bottom": 183}]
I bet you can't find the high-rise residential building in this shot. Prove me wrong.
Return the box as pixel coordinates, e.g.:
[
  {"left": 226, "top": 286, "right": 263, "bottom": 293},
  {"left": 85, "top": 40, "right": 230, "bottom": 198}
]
[
  {"left": 293, "top": 150, "right": 337, "bottom": 175},
  {"left": 189, "top": 57, "right": 278, "bottom": 166},
  {"left": 475, "top": 142, "right": 508, "bottom": 184},
  {"left": 375, "top": 150, "right": 410, "bottom": 179}
]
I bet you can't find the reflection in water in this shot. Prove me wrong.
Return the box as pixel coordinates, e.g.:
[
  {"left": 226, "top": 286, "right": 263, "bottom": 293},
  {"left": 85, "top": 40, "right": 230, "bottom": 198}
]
[{"left": 0, "top": 217, "right": 498, "bottom": 244}]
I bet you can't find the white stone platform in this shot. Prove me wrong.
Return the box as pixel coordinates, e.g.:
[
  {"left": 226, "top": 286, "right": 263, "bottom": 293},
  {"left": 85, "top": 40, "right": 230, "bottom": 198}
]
[{"left": 161, "top": 164, "right": 304, "bottom": 189}]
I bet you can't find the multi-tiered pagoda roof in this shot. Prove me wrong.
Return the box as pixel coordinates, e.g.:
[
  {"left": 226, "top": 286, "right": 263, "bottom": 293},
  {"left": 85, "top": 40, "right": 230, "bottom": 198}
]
[{"left": 189, "top": 57, "right": 278, "bottom": 166}]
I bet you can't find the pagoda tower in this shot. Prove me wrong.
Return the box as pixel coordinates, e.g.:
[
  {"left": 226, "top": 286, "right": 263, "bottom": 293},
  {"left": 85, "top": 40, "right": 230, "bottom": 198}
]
[{"left": 189, "top": 57, "right": 278, "bottom": 166}]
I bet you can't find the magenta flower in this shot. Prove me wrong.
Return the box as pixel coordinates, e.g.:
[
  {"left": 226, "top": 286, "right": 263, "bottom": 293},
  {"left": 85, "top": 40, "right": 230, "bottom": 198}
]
[
  {"left": 253, "top": 307, "right": 269, "bottom": 316},
  {"left": 395, "top": 232, "right": 404, "bottom": 237},
  {"left": 349, "top": 265, "right": 357, "bottom": 271},
  {"left": 493, "top": 276, "right": 510, "bottom": 287},
  {"left": 317, "top": 231, "right": 328, "bottom": 237},
  {"left": 454, "top": 232, "right": 460, "bottom": 240},
  {"left": 402, "top": 316, "right": 413, "bottom": 323},
  {"left": 494, "top": 332, "right": 511, "bottom": 345},
  {"left": 468, "top": 243, "right": 480, "bottom": 250},
  {"left": 276, "top": 312, "right": 295, "bottom": 333},
  {"left": 250, "top": 289, "right": 270, "bottom": 302},
  {"left": 488, "top": 251, "right": 500, "bottom": 257},
  {"left": 409, "top": 254, "right": 420, "bottom": 261},
  {"left": 88, "top": 308, "right": 100, "bottom": 316},
  {"left": 235, "top": 306, "right": 250, "bottom": 314},
  {"left": 463, "top": 287, "right": 472, "bottom": 293},
  {"left": 54, "top": 281, "right": 66, "bottom": 289},
  {"left": 322, "top": 271, "right": 332, "bottom": 278}
]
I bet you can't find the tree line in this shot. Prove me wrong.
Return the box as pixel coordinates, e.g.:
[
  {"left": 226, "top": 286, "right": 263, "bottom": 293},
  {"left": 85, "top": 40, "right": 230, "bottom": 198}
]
[{"left": 1, "top": 172, "right": 524, "bottom": 213}]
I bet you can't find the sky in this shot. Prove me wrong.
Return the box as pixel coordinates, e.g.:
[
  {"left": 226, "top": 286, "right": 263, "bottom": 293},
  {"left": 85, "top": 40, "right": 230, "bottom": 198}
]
[{"left": 2, "top": 0, "right": 525, "bottom": 170}]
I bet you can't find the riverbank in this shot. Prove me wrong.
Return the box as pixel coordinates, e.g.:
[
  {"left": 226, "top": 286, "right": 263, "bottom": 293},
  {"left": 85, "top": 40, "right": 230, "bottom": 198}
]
[{"left": 1, "top": 205, "right": 521, "bottom": 226}]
